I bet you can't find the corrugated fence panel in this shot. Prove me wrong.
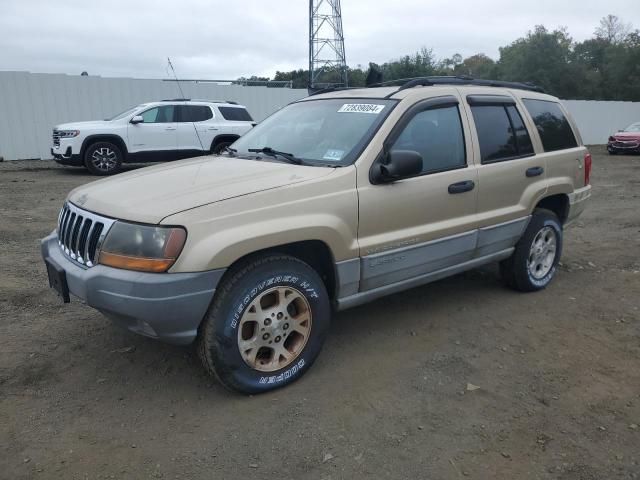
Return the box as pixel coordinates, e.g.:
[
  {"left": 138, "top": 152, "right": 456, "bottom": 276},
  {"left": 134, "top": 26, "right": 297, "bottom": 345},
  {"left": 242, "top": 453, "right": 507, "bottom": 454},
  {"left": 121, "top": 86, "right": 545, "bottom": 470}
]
[
  {"left": 2, "top": 71, "right": 640, "bottom": 159},
  {"left": 0, "top": 71, "right": 307, "bottom": 160},
  {"left": 562, "top": 100, "right": 640, "bottom": 145}
]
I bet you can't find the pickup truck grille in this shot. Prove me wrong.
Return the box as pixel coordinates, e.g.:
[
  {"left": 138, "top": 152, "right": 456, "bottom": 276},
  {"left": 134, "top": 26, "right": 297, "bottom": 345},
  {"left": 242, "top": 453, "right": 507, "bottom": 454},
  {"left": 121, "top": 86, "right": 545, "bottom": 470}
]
[
  {"left": 52, "top": 130, "right": 61, "bottom": 146},
  {"left": 57, "top": 202, "right": 116, "bottom": 267}
]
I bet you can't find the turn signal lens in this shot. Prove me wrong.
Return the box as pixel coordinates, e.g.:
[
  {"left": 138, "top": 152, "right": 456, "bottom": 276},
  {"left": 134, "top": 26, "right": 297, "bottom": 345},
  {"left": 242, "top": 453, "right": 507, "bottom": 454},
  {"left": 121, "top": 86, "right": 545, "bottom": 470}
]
[{"left": 98, "top": 222, "right": 187, "bottom": 273}]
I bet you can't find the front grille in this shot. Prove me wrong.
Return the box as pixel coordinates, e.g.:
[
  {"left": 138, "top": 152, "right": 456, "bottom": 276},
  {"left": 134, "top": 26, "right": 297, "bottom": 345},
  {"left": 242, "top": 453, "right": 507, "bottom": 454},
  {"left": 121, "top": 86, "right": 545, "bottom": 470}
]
[
  {"left": 53, "top": 129, "right": 61, "bottom": 147},
  {"left": 614, "top": 140, "right": 639, "bottom": 148},
  {"left": 57, "top": 202, "right": 115, "bottom": 267}
]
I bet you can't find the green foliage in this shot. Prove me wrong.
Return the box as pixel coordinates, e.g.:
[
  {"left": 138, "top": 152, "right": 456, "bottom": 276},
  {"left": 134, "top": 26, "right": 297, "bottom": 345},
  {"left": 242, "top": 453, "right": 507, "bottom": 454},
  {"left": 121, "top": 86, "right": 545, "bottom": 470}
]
[{"left": 247, "top": 15, "right": 640, "bottom": 100}]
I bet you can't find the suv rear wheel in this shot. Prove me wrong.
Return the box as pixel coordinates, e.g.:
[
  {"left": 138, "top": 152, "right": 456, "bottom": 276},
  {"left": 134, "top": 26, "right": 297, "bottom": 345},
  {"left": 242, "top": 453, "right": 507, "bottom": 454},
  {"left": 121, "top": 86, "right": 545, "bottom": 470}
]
[
  {"left": 84, "top": 141, "right": 123, "bottom": 175},
  {"left": 500, "top": 209, "right": 563, "bottom": 292},
  {"left": 197, "top": 254, "right": 331, "bottom": 394}
]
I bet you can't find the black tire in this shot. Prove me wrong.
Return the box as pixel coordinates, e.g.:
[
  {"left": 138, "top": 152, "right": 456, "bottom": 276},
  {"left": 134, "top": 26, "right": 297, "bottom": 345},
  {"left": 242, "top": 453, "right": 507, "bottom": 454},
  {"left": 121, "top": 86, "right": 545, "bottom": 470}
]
[
  {"left": 197, "top": 254, "right": 331, "bottom": 394},
  {"left": 499, "top": 209, "right": 563, "bottom": 292},
  {"left": 84, "top": 141, "right": 123, "bottom": 175},
  {"left": 608, "top": 149, "right": 617, "bottom": 155},
  {"left": 211, "top": 141, "right": 232, "bottom": 154}
]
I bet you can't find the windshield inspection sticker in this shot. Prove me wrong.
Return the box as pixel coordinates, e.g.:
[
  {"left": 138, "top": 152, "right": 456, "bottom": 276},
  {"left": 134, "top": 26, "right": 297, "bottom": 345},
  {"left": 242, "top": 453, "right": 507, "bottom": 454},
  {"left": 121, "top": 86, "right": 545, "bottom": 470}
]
[
  {"left": 338, "top": 103, "right": 385, "bottom": 114},
  {"left": 323, "top": 149, "right": 344, "bottom": 161}
]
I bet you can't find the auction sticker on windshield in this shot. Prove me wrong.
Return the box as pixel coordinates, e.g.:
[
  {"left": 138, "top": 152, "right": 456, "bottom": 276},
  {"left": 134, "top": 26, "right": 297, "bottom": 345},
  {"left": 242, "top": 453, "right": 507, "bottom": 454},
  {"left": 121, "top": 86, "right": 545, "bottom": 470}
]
[{"left": 338, "top": 104, "right": 385, "bottom": 114}]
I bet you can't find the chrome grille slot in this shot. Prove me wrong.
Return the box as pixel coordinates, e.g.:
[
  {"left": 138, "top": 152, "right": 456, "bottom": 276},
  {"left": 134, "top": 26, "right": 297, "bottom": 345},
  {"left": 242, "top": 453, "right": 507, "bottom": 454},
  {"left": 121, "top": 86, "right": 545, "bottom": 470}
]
[{"left": 56, "top": 202, "right": 116, "bottom": 267}]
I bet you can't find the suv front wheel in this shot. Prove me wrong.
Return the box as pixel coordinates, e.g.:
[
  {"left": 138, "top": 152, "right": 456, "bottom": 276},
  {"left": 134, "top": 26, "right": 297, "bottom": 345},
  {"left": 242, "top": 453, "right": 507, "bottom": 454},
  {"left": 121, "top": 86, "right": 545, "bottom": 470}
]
[
  {"left": 500, "top": 209, "right": 563, "bottom": 292},
  {"left": 84, "top": 141, "right": 123, "bottom": 175},
  {"left": 197, "top": 254, "right": 331, "bottom": 394}
]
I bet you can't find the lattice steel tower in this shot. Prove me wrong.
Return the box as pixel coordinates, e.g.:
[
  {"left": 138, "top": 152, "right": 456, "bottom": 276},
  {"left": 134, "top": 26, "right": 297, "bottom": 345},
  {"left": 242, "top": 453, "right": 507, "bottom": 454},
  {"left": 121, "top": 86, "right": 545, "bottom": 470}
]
[{"left": 309, "top": 0, "right": 348, "bottom": 89}]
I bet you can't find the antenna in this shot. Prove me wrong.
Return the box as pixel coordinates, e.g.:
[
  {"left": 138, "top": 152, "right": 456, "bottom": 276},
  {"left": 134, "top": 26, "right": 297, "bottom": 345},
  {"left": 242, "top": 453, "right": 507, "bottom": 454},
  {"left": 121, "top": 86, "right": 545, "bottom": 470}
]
[
  {"left": 167, "top": 57, "right": 206, "bottom": 152},
  {"left": 309, "top": 0, "right": 348, "bottom": 90}
]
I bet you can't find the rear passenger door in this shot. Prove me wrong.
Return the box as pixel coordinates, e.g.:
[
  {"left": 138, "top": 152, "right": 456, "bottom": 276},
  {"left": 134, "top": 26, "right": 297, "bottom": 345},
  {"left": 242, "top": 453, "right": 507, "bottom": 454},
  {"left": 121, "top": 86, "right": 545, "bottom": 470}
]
[
  {"left": 176, "top": 105, "right": 215, "bottom": 154},
  {"left": 356, "top": 95, "right": 479, "bottom": 291},
  {"left": 463, "top": 93, "right": 545, "bottom": 252}
]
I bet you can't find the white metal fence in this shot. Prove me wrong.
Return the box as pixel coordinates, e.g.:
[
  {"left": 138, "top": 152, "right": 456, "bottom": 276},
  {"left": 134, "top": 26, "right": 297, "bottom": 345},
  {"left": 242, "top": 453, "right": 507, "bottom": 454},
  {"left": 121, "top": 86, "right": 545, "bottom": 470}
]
[
  {"left": 0, "top": 71, "right": 639, "bottom": 160},
  {"left": 0, "top": 71, "right": 307, "bottom": 161}
]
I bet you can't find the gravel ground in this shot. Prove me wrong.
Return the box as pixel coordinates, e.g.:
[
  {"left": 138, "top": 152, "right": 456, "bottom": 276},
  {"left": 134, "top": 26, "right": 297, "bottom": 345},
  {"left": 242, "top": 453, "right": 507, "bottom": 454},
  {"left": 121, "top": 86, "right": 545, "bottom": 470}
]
[{"left": 0, "top": 147, "right": 639, "bottom": 480}]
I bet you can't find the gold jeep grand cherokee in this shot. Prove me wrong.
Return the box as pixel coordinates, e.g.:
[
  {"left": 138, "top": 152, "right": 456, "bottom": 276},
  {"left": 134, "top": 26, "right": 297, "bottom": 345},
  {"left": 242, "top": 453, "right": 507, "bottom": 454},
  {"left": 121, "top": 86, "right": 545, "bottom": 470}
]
[{"left": 42, "top": 77, "right": 592, "bottom": 393}]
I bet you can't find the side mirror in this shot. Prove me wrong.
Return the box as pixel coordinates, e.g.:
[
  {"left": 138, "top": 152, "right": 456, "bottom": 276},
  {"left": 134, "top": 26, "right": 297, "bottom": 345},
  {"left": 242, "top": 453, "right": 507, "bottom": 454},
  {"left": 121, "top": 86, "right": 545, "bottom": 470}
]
[
  {"left": 130, "top": 115, "right": 144, "bottom": 124},
  {"left": 373, "top": 150, "right": 423, "bottom": 183}
]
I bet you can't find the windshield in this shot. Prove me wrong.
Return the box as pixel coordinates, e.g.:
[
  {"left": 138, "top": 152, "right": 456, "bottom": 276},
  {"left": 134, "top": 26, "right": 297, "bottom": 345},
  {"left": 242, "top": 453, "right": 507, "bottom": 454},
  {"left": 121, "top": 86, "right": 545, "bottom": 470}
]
[
  {"left": 232, "top": 98, "right": 396, "bottom": 166},
  {"left": 623, "top": 122, "right": 640, "bottom": 132},
  {"left": 107, "top": 106, "right": 143, "bottom": 121}
]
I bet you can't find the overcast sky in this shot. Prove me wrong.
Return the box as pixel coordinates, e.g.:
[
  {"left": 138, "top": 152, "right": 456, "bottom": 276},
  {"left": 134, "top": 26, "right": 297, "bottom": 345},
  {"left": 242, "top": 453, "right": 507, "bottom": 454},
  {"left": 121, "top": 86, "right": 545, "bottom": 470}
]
[{"left": 1, "top": 0, "right": 639, "bottom": 80}]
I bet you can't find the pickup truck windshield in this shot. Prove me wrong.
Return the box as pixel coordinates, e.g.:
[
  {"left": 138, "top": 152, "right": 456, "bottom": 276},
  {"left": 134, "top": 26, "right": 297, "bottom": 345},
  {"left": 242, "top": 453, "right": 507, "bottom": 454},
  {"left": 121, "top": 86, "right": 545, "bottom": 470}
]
[{"left": 232, "top": 98, "right": 396, "bottom": 166}]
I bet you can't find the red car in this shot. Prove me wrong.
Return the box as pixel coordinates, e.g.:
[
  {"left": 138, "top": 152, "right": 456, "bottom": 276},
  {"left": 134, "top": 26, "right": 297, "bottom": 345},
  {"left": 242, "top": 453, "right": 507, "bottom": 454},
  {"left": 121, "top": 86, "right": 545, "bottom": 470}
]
[{"left": 608, "top": 122, "right": 640, "bottom": 154}]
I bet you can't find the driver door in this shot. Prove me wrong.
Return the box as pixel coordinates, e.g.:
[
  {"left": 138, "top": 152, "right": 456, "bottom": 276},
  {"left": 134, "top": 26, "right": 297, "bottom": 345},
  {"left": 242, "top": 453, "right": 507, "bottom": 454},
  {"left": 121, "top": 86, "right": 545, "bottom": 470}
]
[
  {"left": 127, "top": 105, "right": 178, "bottom": 156},
  {"left": 356, "top": 95, "right": 479, "bottom": 291}
]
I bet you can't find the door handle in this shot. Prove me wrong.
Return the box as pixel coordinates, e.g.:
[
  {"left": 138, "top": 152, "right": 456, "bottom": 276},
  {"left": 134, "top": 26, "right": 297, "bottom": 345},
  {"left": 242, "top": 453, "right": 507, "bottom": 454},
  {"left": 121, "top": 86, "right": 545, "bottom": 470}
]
[
  {"left": 526, "top": 166, "right": 544, "bottom": 177},
  {"left": 208, "top": 127, "right": 219, "bottom": 131},
  {"left": 448, "top": 180, "right": 475, "bottom": 194},
  {"left": 165, "top": 126, "right": 176, "bottom": 131}
]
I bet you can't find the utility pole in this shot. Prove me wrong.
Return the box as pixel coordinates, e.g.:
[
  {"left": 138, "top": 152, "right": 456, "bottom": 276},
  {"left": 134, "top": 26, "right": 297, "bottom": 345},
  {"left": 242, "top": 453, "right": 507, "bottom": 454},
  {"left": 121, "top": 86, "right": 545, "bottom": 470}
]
[{"left": 309, "top": 0, "right": 347, "bottom": 90}]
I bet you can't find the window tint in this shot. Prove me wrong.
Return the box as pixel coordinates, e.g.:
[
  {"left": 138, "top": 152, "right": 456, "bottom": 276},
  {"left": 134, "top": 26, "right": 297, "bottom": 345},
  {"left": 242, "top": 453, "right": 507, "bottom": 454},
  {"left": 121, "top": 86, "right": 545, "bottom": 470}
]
[
  {"left": 522, "top": 99, "right": 578, "bottom": 151},
  {"left": 140, "top": 106, "right": 175, "bottom": 123},
  {"left": 471, "top": 105, "right": 533, "bottom": 163},
  {"left": 390, "top": 105, "right": 466, "bottom": 174},
  {"left": 218, "top": 106, "right": 253, "bottom": 122},
  {"left": 179, "top": 105, "right": 213, "bottom": 122},
  {"left": 506, "top": 106, "right": 534, "bottom": 155}
]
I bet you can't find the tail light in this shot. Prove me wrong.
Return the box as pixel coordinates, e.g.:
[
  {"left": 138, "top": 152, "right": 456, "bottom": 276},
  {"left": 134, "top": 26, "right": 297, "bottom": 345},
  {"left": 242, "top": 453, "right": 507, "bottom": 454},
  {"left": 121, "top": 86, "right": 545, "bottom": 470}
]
[{"left": 584, "top": 151, "right": 592, "bottom": 185}]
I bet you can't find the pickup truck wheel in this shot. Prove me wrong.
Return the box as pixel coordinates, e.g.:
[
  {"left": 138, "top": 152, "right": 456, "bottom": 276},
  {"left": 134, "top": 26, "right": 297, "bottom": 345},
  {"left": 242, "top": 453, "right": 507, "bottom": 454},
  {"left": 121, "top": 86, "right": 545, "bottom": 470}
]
[
  {"left": 500, "top": 209, "right": 563, "bottom": 292},
  {"left": 84, "top": 142, "right": 123, "bottom": 175},
  {"left": 197, "top": 254, "right": 331, "bottom": 394}
]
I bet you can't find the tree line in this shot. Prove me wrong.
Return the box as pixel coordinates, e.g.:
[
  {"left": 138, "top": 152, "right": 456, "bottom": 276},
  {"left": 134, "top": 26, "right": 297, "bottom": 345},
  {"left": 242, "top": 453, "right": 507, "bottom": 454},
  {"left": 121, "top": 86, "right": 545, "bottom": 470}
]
[{"left": 243, "top": 15, "right": 640, "bottom": 101}]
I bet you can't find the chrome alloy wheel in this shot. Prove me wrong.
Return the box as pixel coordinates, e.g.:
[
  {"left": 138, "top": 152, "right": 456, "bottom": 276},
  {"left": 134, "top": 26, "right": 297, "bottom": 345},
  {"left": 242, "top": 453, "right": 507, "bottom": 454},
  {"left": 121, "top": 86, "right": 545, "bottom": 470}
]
[
  {"left": 238, "top": 286, "right": 312, "bottom": 372},
  {"left": 527, "top": 226, "right": 557, "bottom": 280},
  {"left": 91, "top": 147, "right": 118, "bottom": 172}
]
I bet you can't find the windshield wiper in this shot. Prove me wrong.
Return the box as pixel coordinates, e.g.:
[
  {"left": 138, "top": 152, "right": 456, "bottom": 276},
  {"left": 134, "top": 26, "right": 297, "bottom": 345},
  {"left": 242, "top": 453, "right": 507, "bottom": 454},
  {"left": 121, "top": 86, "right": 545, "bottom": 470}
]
[{"left": 248, "top": 147, "right": 303, "bottom": 165}]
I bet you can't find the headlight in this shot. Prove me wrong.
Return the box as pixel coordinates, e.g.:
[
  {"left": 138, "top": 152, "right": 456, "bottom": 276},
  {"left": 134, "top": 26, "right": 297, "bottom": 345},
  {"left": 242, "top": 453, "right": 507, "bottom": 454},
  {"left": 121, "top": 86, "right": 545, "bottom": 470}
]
[
  {"left": 58, "top": 130, "right": 80, "bottom": 138},
  {"left": 98, "top": 222, "right": 187, "bottom": 273}
]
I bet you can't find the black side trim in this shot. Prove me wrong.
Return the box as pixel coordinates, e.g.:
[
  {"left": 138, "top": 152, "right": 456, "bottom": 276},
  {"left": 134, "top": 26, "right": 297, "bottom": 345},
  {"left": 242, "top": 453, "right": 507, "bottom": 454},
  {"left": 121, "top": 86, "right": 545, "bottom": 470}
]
[{"left": 466, "top": 94, "right": 516, "bottom": 106}]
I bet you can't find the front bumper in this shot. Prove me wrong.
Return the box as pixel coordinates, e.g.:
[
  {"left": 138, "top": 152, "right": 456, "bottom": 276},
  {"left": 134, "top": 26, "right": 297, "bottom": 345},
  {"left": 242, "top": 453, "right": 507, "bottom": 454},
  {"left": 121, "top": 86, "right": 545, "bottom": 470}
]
[
  {"left": 566, "top": 185, "right": 591, "bottom": 226},
  {"left": 51, "top": 147, "right": 83, "bottom": 166},
  {"left": 607, "top": 141, "right": 640, "bottom": 153},
  {"left": 41, "top": 232, "right": 225, "bottom": 345}
]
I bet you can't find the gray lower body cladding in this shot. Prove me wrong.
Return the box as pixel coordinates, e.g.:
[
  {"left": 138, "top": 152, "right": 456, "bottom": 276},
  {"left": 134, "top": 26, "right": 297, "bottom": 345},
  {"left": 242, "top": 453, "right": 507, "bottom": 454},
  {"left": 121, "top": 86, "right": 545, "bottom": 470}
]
[
  {"left": 41, "top": 233, "right": 224, "bottom": 345},
  {"left": 336, "top": 216, "right": 530, "bottom": 309}
]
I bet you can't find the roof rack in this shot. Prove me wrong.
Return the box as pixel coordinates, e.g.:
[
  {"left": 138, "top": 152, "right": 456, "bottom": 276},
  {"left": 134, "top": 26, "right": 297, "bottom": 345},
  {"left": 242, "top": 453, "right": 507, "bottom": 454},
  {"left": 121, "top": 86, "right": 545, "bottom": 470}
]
[
  {"left": 161, "top": 98, "right": 191, "bottom": 101},
  {"left": 387, "top": 76, "right": 544, "bottom": 95}
]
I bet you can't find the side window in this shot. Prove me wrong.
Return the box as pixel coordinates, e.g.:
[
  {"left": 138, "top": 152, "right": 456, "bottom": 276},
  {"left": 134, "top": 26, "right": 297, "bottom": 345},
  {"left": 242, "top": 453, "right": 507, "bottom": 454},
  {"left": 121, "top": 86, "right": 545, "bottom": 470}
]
[
  {"left": 471, "top": 105, "right": 533, "bottom": 163},
  {"left": 218, "top": 106, "right": 254, "bottom": 122},
  {"left": 391, "top": 105, "right": 466, "bottom": 174},
  {"left": 522, "top": 99, "right": 578, "bottom": 152},
  {"left": 140, "top": 106, "right": 175, "bottom": 123},
  {"left": 179, "top": 105, "right": 213, "bottom": 123}
]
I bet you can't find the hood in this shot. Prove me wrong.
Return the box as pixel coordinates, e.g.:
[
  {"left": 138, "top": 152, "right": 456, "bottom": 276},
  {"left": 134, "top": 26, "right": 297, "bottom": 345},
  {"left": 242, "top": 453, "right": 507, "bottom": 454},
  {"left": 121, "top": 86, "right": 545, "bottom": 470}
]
[
  {"left": 56, "top": 120, "right": 114, "bottom": 130},
  {"left": 68, "top": 156, "right": 336, "bottom": 224},
  {"left": 613, "top": 131, "right": 640, "bottom": 140}
]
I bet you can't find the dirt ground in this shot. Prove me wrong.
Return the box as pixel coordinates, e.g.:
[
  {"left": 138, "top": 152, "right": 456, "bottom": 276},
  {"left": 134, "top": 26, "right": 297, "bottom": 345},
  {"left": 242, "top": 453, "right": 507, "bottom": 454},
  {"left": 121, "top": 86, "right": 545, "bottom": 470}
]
[{"left": 0, "top": 147, "right": 639, "bottom": 480}]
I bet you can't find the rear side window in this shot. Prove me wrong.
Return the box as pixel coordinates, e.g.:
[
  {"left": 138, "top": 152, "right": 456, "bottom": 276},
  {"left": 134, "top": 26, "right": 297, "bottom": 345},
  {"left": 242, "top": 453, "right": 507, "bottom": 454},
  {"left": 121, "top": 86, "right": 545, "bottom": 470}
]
[
  {"left": 178, "top": 105, "right": 213, "bottom": 122},
  {"left": 471, "top": 105, "right": 533, "bottom": 163},
  {"left": 218, "top": 106, "right": 253, "bottom": 122},
  {"left": 391, "top": 105, "right": 466, "bottom": 174},
  {"left": 522, "top": 99, "right": 578, "bottom": 151}
]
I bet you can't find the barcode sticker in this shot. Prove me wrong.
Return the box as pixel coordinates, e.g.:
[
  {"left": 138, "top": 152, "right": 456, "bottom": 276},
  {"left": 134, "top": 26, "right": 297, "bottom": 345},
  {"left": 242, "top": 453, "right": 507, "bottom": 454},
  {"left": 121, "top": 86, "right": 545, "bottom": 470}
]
[{"left": 337, "top": 104, "right": 385, "bottom": 114}]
